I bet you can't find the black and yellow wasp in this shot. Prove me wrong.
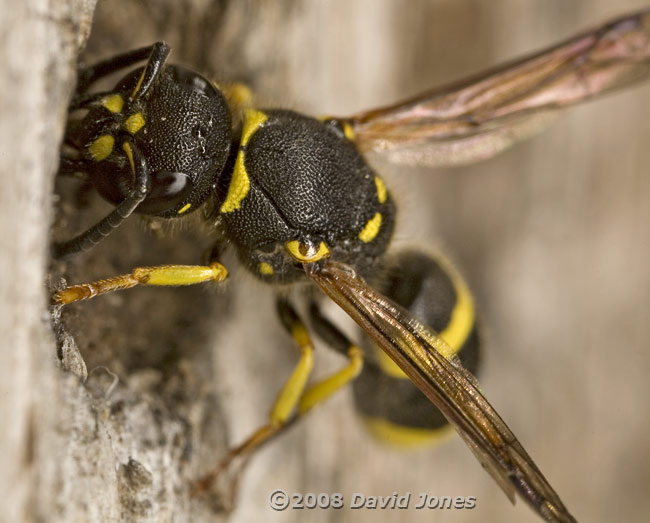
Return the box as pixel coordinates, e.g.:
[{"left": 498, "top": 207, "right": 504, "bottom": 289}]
[{"left": 52, "top": 8, "right": 650, "bottom": 522}]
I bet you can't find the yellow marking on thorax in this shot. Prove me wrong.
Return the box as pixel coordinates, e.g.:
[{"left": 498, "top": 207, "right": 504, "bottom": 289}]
[
  {"left": 240, "top": 109, "right": 267, "bottom": 145},
  {"left": 363, "top": 417, "right": 454, "bottom": 448},
  {"left": 220, "top": 109, "right": 268, "bottom": 213},
  {"left": 259, "top": 262, "right": 274, "bottom": 275},
  {"left": 101, "top": 94, "right": 124, "bottom": 113},
  {"left": 177, "top": 203, "right": 192, "bottom": 214},
  {"left": 285, "top": 240, "right": 330, "bottom": 263},
  {"left": 376, "top": 254, "right": 475, "bottom": 380},
  {"left": 342, "top": 122, "right": 355, "bottom": 141},
  {"left": 316, "top": 116, "right": 355, "bottom": 141},
  {"left": 89, "top": 135, "right": 114, "bottom": 161},
  {"left": 223, "top": 82, "right": 253, "bottom": 111},
  {"left": 358, "top": 212, "right": 382, "bottom": 243},
  {"left": 374, "top": 176, "right": 387, "bottom": 204},
  {"left": 124, "top": 113, "right": 145, "bottom": 134}
]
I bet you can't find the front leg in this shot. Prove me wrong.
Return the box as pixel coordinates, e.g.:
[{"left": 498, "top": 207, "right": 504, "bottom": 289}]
[
  {"left": 53, "top": 165, "right": 146, "bottom": 258},
  {"left": 53, "top": 141, "right": 151, "bottom": 259},
  {"left": 75, "top": 42, "right": 170, "bottom": 97},
  {"left": 53, "top": 262, "right": 228, "bottom": 305}
]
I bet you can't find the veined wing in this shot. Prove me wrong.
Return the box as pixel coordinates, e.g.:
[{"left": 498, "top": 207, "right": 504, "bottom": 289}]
[
  {"left": 338, "top": 9, "right": 650, "bottom": 167},
  {"left": 306, "top": 261, "right": 576, "bottom": 523}
]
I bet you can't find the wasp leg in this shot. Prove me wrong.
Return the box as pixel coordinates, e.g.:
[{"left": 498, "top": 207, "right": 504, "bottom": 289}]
[
  {"left": 299, "top": 302, "right": 364, "bottom": 413},
  {"left": 67, "top": 41, "right": 167, "bottom": 112},
  {"left": 193, "top": 300, "right": 363, "bottom": 495},
  {"left": 53, "top": 262, "right": 228, "bottom": 305},
  {"left": 53, "top": 141, "right": 150, "bottom": 259},
  {"left": 67, "top": 90, "right": 127, "bottom": 112},
  {"left": 57, "top": 158, "right": 90, "bottom": 180},
  {"left": 197, "top": 299, "right": 316, "bottom": 485},
  {"left": 75, "top": 42, "right": 170, "bottom": 96}
]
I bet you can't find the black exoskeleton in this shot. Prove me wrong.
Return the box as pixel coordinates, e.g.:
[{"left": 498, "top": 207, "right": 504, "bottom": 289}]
[
  {"left": 216, "top": 109, "right": 395, "bottom": 283},
  {"left": 56, "top": 42, "right": 395, "bottom": 284},
  {"left": 53, "top": 33, "right": 587, "bottom": 521},
  {"left": 57, "top": 42, "right": 232, "bottom": 258}
]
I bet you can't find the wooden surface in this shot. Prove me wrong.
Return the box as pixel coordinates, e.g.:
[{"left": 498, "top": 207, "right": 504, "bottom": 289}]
[
  {"left": 4, "top": 1, "right": 648, "bottom": 522},
  {"left": 0, "top": 0, "right": 97, "bottom": 521}
]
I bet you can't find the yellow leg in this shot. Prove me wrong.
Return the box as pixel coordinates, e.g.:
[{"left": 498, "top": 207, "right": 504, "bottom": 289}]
[
  {"left": 193, "top": 307, "right": 314, "bottom": 494},
  {"left": 270, "top": 320, "right": 314, "bottom": 424},
  {"left": 53, "top": 262, "right": 228, "bottom": 305},
  {"left": 222, "top": 344, "right": 363, "bottom": 463},
  {"left": 193, "top": 304, "right": 364, "bottom": 495},
  {"left": 299, "top": 345, "right": 363, "bottom": 414}
]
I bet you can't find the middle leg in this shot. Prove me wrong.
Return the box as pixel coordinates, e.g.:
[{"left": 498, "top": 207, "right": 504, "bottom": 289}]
[{"left": 193, "top": 298, "right": 364, "bottom": 493}]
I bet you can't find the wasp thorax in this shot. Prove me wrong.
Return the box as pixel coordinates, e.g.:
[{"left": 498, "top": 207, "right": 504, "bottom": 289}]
[{"left": 217, "top": 109, "right": 396, "bottom": 284}]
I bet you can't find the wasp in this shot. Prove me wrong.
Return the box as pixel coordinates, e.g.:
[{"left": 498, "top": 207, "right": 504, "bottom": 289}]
[{"left": 52, "top": 7, "right": 650, "bottom": 522}]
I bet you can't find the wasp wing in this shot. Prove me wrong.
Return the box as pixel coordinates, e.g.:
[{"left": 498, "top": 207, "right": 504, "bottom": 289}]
[
  {"left": 338, "top": 9, "right": 650, "bottom": 167},
  {"left": 306, "top": 260, "right": 576, "bottom": 523}
]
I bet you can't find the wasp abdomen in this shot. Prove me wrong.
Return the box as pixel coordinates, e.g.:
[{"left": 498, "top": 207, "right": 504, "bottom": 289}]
[{"left": 354, "top": 249, "right": 480, "bottom": 447}]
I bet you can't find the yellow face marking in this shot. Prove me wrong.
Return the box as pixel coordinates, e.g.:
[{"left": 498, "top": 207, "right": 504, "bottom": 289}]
[
  {"left": 285, "top": 240, "right": 330, "bottom": 263},
  {"left": 89, "top": 135, "right": 114, "bottom": 161},
  {"left": 358, "top": 212, "right": 382, "bottom": 243},
  {"left": 177, "top": 203, "right": 192, "bottom": 214},
  {"left": 342, "top": 122, "right": 355, "bottom": 141},
  {"left": 122, "top": 142, "right": 135, "bottom": 173},
  {"left": 101, "top": 94, "right": 124, "bottom": 113},
  {"left": 124, "top": 113, "right": 145, "bottom": 134},
  {"left": 374, "top": 176, "right": 387, "bottom": 204},
  {"left": 220, "top": 109, "right": 268, "bottom": 213},
  {"left": 259, "top": 262, "right": 274, "bottom": 275},
  {"left": 363, "top": 417, "right": 454, "bottom": 448}
]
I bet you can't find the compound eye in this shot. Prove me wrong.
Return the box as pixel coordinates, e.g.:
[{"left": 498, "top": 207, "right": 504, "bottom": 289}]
[{"left": 138, "top": 171, "right": 194, "bottom": 214}]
